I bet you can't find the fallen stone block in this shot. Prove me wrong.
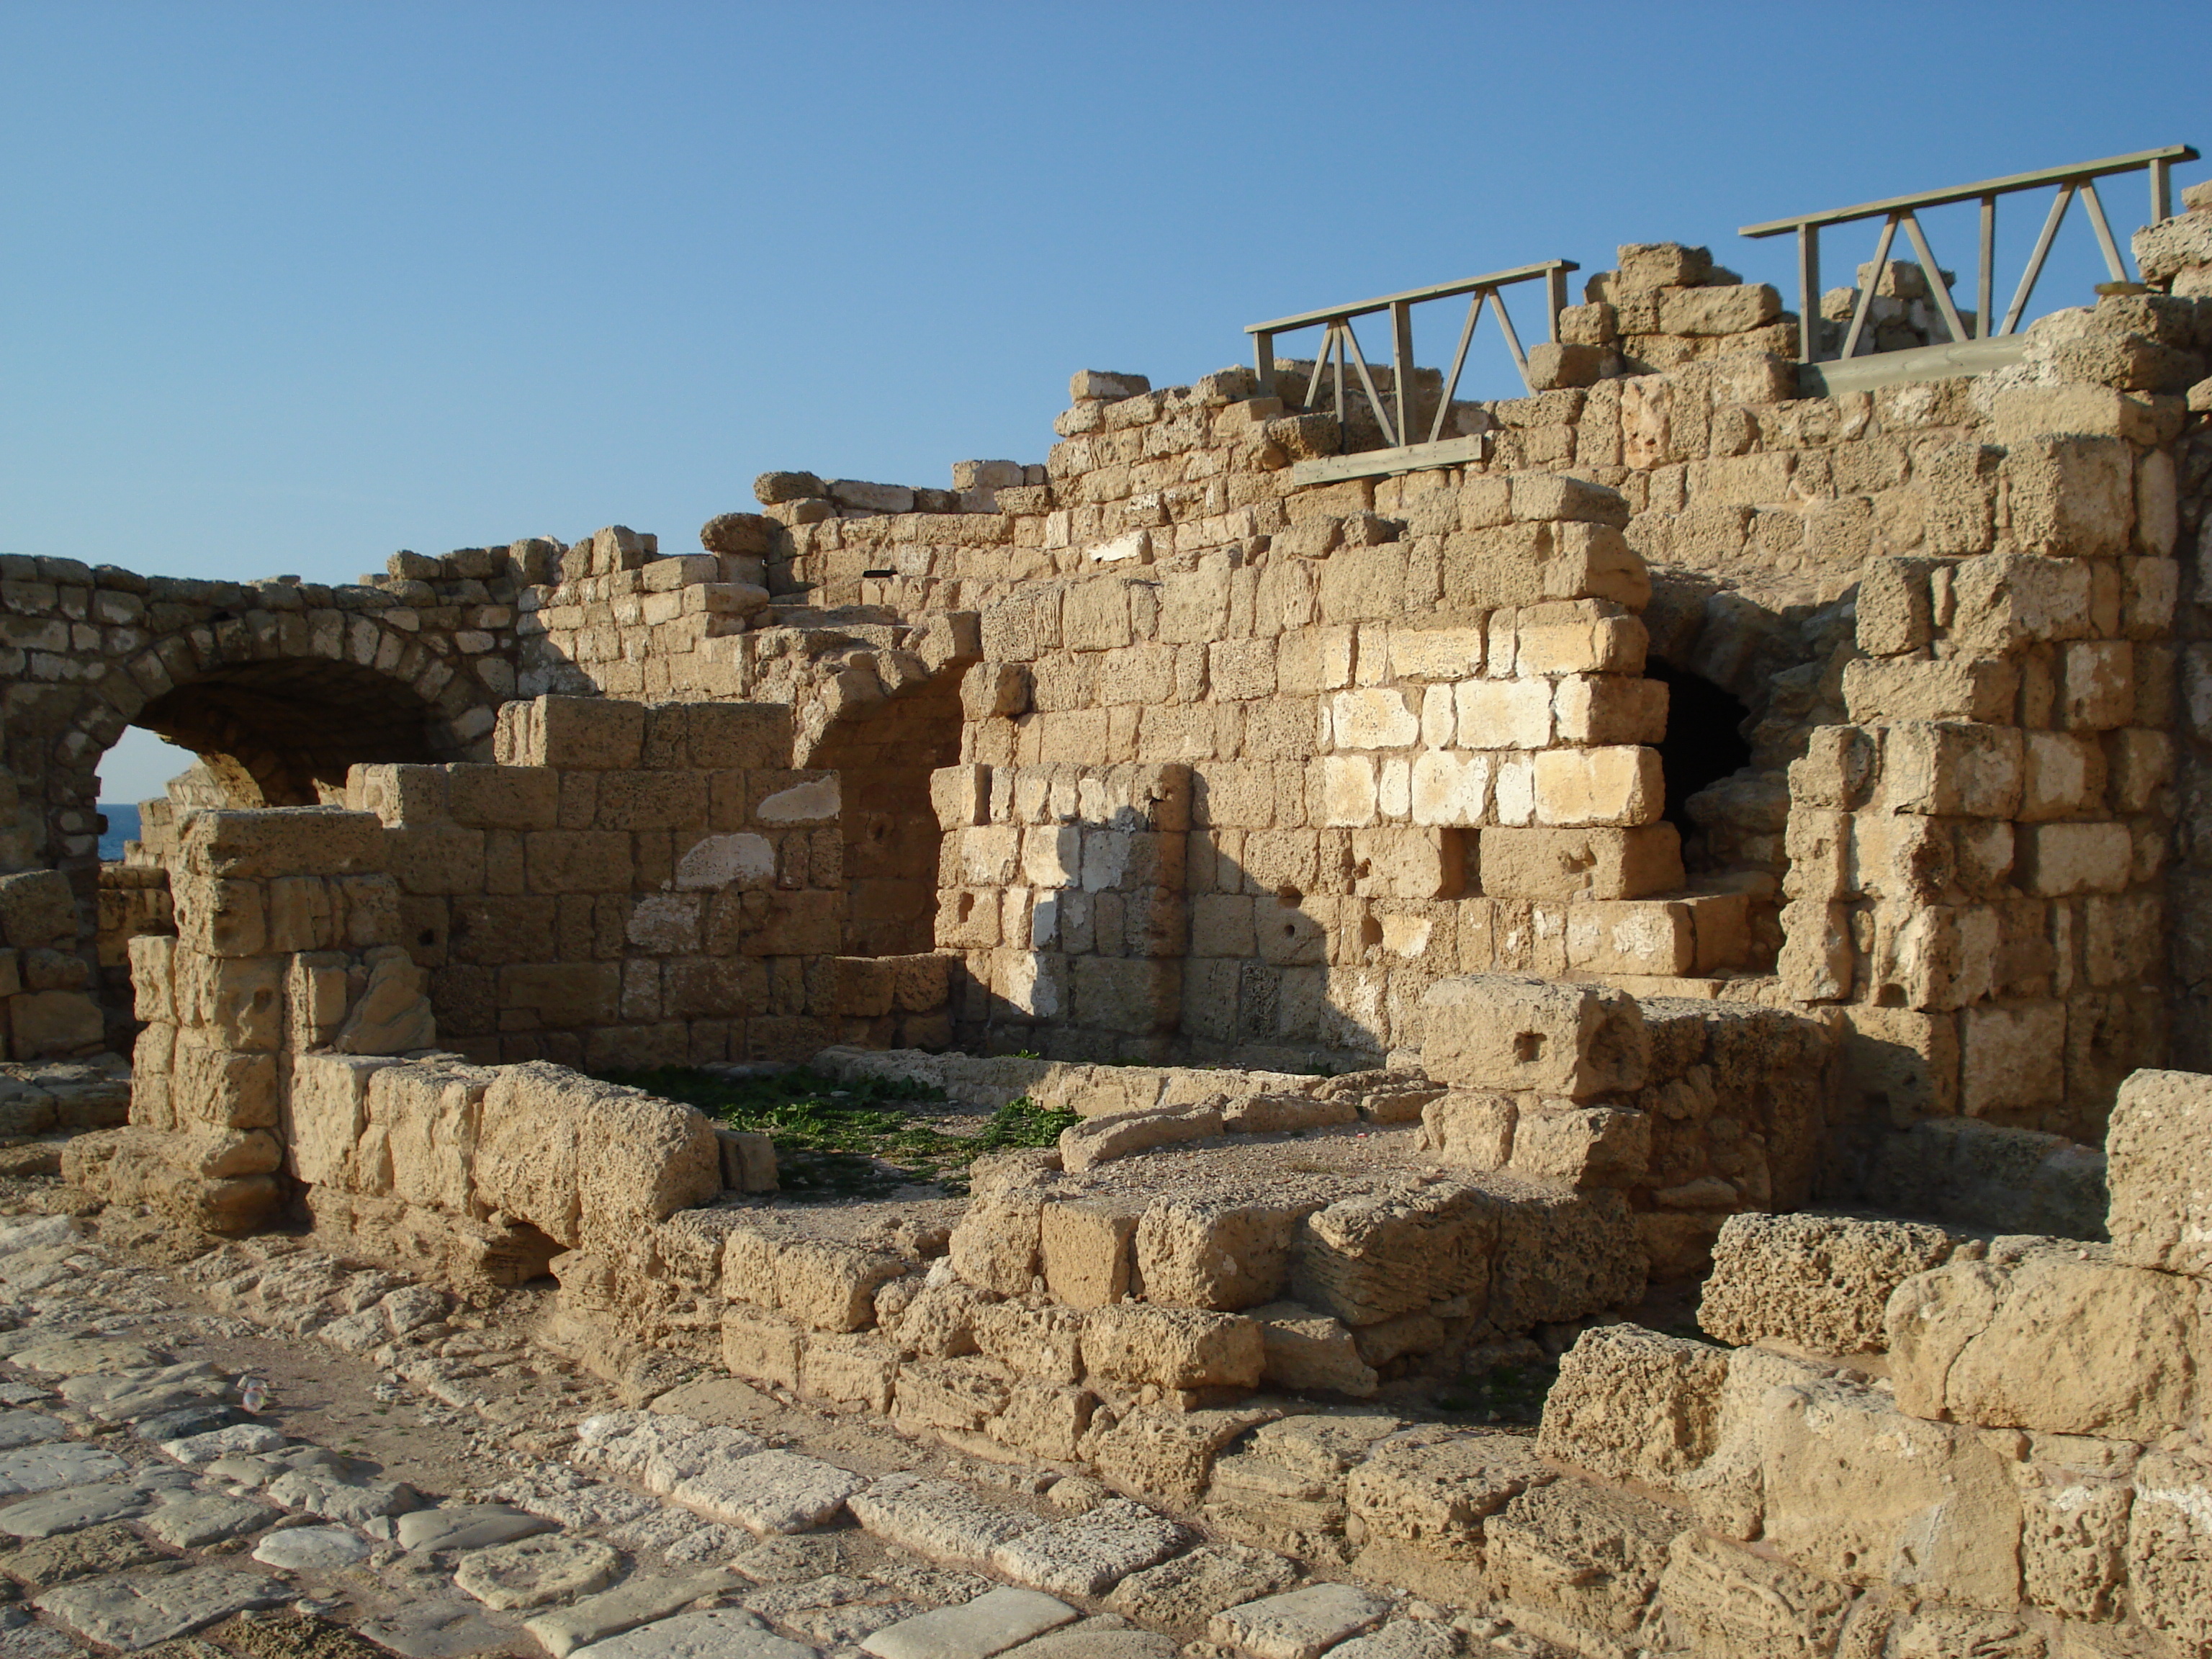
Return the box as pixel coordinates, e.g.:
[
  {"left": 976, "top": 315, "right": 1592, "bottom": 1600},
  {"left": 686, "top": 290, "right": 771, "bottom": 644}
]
[
  {"left": 1290, "top": 1179, "right": 1497, "bottom": 1327},
  {"left": 1486, "top": 1476, "right": 1682, "bottom": 1637},
  {"left": 1344, "top": 1431, "right": 1551, "bottom": 1565},
  {"left": 1059, "top": 1105, "right": 1223, "bottom": 1173},
  {"left": 1655, "top": 1530, "right": 1853, "bottom": 1659}
]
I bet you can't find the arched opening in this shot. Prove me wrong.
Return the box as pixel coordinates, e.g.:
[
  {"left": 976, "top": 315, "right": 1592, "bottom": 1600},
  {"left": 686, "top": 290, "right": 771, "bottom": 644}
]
[
  {"left": 134, "top": 658, "right": 447, "bottom": 807},
  {"left": 806, "top": 672, "right": 967, "bottom": 957},
  {"left": 1645, "top": 659, "right": 1755, "bottom": 874}
]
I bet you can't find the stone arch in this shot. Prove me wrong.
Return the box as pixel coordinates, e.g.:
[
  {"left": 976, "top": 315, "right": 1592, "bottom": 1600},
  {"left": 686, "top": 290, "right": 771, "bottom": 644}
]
[{"left": 52, "top": 608, "right": 503, "bottom": 860}]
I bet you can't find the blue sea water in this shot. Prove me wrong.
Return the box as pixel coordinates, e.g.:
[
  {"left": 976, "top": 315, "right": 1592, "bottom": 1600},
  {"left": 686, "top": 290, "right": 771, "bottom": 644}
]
[{"left": 97, "top": 803, "right": 141, "bottom": 862}]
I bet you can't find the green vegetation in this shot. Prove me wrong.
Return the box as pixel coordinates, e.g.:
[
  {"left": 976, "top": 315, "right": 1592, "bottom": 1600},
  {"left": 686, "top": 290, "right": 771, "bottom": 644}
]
[
  {"left": 1434, "top": 1359, "right": 1559, "bottom": 1424},
  {"left": 598, "top": 1065, "right": 1078, "bottom": 1197}
]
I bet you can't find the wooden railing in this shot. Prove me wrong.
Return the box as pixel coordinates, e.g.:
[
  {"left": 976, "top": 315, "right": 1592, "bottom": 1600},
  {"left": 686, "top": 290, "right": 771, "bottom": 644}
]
[
  {"left": 1740, "top": 144, "right": 2199, "bottom": 364},
  {"left": 1244, "top": 259, "right": 1579, "bottom": 450}
]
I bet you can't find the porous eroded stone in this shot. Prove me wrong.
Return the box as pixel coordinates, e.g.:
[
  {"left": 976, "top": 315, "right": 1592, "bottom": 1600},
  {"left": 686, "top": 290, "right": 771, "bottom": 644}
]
[
  {"left": 849, "top": 1475, "right": 1040, "bottom": 1565},
  {"left": 1105, "top": 1543, "right": 1299, "bottom": 1634},
  {"left": 569, "top": 1608, "right": 817, "bottom": 1659},
  {"left": 1535, "top": 1324, "right": 1727, "bottom": 1488},
  {"left": 36, "top": 1564, "right": 290, "bottom": 1649},
  {"left": 1698, "top": 1211, "right": 1954, "bottom": 1354},
  {"left": 523, "top": 1570, "right": 735, "bottom": 1659}
]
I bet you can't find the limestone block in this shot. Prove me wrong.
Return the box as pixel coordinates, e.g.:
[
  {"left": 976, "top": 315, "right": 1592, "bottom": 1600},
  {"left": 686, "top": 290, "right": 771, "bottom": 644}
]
[
  {"left": 1450, "top": 678, "right": 1550, "bottom": 755},
  {"left": 1408, "top": 751, "right": 1490, "bottom": 827},
  {"left": 2015, "top": 820, "right": 2134, "bottom": 896},
  {"left": 1531, "top": 746, "right": 1660, "bottom": 827},
  {"left": 1881, "top": 721, "right": 2022, "bottom": 818},
  {"left": 1417, "top": 1091, "right": 1515, "bottom": 1169},
  {"left": 930, "top": 767, "right": 990, "bottom": 831},
  {"left": 1244, "top": 1302, "right": 1377, "bottom": 1396},
  {"left": 1840, "top": 656, "right": 2017, "bottom": 723},
  {"left": 1040, "top": 1199, "right": 1141, "bottom": 1308},
  {"left": 2108, "top": 1067, "right": 2212, "bottom": 1275},
  {"left": 1509, "top": 1105, "right": 1650, "bottom": 1187},
  {"left": 1474, "top": 824, "right": 1681, "bottom": 902},
  {"left": 1755, "top": 1372, "right": 2020, "bottom": 1608},
  {"left": 178, "top": 808, "right": 385, "bottom": 878},
  {"left": 777, "top": 1241, "right": 909, "bottom": 1334},
  {"left": 475, "top": 1062, "right": 721, "bottom": 1250},
  {"left": 1330, "top": 688, "right": 1420, "bottom": 750},
  {"left": 1134, "top": 1196, "right": 1312, "bottom": 1312},
  {"left": 8, "top": 990, "right": 103, "bottom": 1061},
  {"left": 170, "top": 1042, "right": 278, "bottom": 1130},
  {"left": 1080, "top": 1305, "right": 1264, "bottom": 1390},
  {"left": 1344, "top": 1430, "right": 1549, "bottom": 1572},
  {"left": 1316, "top": 755, "right": 1377, "bottom": 827},
  {"left": 371, "top": 1059, "right": 493, "bottom": 1218},
  {"left": 2128, "top": 1447, "right": 2212, "bottom": 1656},
  {"left": 334, "top": 948, "right": 436, "bottom": 1055},
  {"left": 721, "top": 1305, "right": 804, "bottom": 1391},
  {"left": 972, "top": 1301, "right": 1084, "bottom": 1383},
  {"left": 1655, "top": 1531, "right": 1852, "bottom": 1659},
  {"left": 1698, "top": 1212, "right": 1953, "bottom": 1354},
  {"left": 1550, "top": 674, "right": 1666, "bottom": 747},
  {"left": 1885, "top": 1241, "right": 2195, "bottom": 1439},
  {"left": 1421, "top": 974, "right": 1647, "bottom": 1099},
  {"left": 1290, "top": 1179, "right": 1497, "bottom": 1326},
  {"left": 2003, "top": 433, "right": 2134, "bottom": 557},
  {"left": 1952, "top": 559, "right": 2094, "bottom": 670},
  {"left": 1658, "top": 283, "right": 1781, "bottom": 336},
  {"left": 1487, "top": 1185, "right": 1645, "bottom": 1331},
  {"left": 1208, "top": 1584, "right": 1390, "bottom": 1659},
  {"left": 717, "top": 1130, "right": 776, "bottom": 1194},
  {"left": 495, "top": 696, "right": 644, "bottom": 769},
  {"left": 947, "top": 1173, "right": 1049, "bottom": 1295},
  {"left": 799, "top": 1333, "right": 897, "bottom": 1413},
  {"left": 1535, "top": 1324, "right": 1727, "bottom": 1488},
  {"left": 171, "top": 875, "right": 266, "bottom": 958},
  {"left": 1563, "top": 900, "right": 1692, "bottom": 976},
  {"left": 1058, "top": 1103, "right": 1221, "bottom": 1174},
  {"left": 1511, "top": 599, "right": 1646, "bottom": 677},
  {"left": 1509, "top": 473, "right": 1631, "bottom": 527},
  {"left": 0, "top": 871, "right": 75, "bottom": 950},
  {"left": 1485, "top": 1476, "right": 1682, "bottom": 1637}
]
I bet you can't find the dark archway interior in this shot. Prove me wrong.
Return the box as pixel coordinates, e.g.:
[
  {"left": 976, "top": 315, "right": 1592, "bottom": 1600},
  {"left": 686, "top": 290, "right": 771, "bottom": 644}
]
[
  {"left": 135, "top": 659, "right": 444, "bottom": 806},
  {"left": 808, "top": 675, "right": 966, "bottom": 956},
  {"left": 1647, "top": 659, "right": 1755, "bottom": 849}
]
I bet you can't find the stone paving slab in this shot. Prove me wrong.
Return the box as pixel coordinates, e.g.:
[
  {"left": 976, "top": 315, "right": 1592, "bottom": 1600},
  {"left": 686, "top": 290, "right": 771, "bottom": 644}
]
[
  {"left": 9, "top": 1340, "right": 166, "bottom": 1377},
  {"left": 570, "top": 1608, "right": 817, "bottom": 1659},
  {"left": 161, "top": 1424, "right": 285, "bottom": 1464},
  {"left": 860, "top": 1587, "right": 1078, "bottom": 1659},
  {"left": 356, "top": 1598, "right": 521, "bottom": 1659},
  {"left": 2, "top": 1521, "right": 163, "bottom": 1588},
  {"left": 1207, "top": 1584, "right": 1392, "bottom": 1659},
  {"left": 1322, "top": 1621, "right": 1457, "bottom": 1659},
  {"left": 141, "top": 1496, "right": 279, "bottom": 1550},
  {"left": 396, "top": 1503, "right": 554, "bottom": 1555},
  {"left": 849, "top": 1476, "right": 1040, "bottom": 1566},
  {"left": 35, "top": 1563, "right": 289, "bottom": 1650},
  {"left": 999, "top": 1624, "right": 1177, "bottom": 1659},
  {"left": 265, "top": 1468, "right": 419, "bottom": 1524},
  {"left": 523, "top": 1569, "right": 734, "bottom": 1659},
  {"left": 986, "top": 1501, "right": 1189, "bottom": 1599},
  {"left": 0, "top": 1486, "right": 150, "bottom": 1541},
  {"left": 0, "top": 1416, "right": 66, "bottom": 1451},
  {"left": 251, "top": 1526, "right": 372, "bottom": 1573},
  {"left": 0, "top": 1444, "right": 125, "bottom": 1498},
  {"left": 454, "top": 1535, "right": 621, "bottom": 1611},
  {"left": 1105, "top": 1545, "right": 1300, "bottom": 1633},
  {"left": 672, "top": 1452, "right": 865, "bottom": 1536}
]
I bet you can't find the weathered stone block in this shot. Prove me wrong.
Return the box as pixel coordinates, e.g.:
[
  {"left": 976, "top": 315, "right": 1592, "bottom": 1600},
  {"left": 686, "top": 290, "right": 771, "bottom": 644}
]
[{"left": 1421, "top": 974, "right": 1647, "bottom": 1100}]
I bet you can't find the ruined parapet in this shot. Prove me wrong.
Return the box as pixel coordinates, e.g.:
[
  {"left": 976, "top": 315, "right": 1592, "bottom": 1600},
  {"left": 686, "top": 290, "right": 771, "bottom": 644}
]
[
  {"left": 1504, "top": 1061, "right": 2212, "bottom": 1651},
  {"left": 63, "top": 806, "right": 433, "bottom": 1231}
]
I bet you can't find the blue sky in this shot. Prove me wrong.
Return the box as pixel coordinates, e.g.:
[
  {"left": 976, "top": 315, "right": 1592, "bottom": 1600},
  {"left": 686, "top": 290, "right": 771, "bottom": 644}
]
[{"left": 1, "top": 1, "right": 2202, "bottom": 800}]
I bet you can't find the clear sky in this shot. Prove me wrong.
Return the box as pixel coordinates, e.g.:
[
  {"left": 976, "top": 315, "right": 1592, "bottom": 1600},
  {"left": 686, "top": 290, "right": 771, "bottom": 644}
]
[{"left": 1, "top": 1, "right": 2202, "bottom": 801}]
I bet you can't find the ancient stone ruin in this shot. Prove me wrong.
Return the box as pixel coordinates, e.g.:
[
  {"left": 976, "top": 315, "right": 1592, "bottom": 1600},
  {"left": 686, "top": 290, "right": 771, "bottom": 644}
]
[{"left": 9, "top": 155, "right": 2212, "bottom": 1655}]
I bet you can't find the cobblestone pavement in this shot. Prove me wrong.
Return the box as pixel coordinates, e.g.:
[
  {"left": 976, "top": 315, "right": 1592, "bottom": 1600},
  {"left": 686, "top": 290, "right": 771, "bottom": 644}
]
[{"left": 0, "top": 1195, "right": 1548, "bottom": 1659}]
